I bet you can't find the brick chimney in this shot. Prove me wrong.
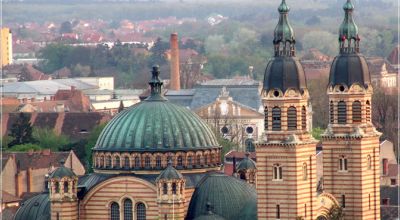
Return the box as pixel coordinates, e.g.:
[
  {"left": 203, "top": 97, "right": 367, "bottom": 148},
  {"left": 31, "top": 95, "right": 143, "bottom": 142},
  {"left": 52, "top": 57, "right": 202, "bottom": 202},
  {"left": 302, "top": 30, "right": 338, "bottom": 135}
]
[{"left": 170, "top": 33, "right": 180, "bottom": 90}]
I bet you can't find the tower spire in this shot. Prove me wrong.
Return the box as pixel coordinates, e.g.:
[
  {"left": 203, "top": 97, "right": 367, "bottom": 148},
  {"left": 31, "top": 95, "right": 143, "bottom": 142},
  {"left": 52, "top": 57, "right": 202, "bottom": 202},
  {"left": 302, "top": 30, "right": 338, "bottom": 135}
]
[
  {"left": 273, "top": 0, "right": 295, "bottom": 57},
  {"left": 146, "top": 66, "right": 167, "bottom": 101},
  {"left": 339, "top": 0, "right": 360, "bottom": 53}
]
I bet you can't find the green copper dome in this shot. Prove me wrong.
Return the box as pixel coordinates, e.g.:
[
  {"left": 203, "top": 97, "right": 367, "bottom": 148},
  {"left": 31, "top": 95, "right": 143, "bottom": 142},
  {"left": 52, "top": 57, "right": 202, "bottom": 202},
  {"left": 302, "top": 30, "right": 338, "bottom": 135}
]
[
  {"left": 15, "top": 193, "right": 50, "bottom": 220},
  {"left": 94, "top": 67, "right": 219, "bottom": 152},
  {"left": 49, "top": 160, "right": 76, "bottom": 179},
  {"left": 236, "top": 153, "right": 256, "bottom": 171},
  {"left": 273, "top": 0, "right": 295, "bottom": 46},
  {"left": 156, "top": 162, "right": 183, "bottom": 181},
  {"left": 186, "top": 173, "right": 257, "bottom": 220}
]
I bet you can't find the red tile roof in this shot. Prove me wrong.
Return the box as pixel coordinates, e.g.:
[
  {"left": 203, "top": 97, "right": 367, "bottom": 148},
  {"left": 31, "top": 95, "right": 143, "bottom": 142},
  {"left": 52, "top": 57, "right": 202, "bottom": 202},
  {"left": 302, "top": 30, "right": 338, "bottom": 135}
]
[
  {"left": 1, "top": 191, "right": 21, "bottom": 203},
  {"left": 2, "top": 150, "right": 70, "bottom": 171}
]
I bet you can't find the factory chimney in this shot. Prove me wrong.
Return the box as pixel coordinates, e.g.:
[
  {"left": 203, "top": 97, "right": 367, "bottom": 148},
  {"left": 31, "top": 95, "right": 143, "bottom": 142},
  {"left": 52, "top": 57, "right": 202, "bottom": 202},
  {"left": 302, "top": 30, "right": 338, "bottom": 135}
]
[{"left": 170, "top": 33, "right": 180, "bottom": 90}]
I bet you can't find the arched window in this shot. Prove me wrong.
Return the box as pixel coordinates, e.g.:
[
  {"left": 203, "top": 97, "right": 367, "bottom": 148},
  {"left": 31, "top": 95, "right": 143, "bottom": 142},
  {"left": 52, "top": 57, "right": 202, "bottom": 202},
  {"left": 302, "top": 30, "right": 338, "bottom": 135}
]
[
  {"left": 273, "top": 164, "right": 282, "bottom": 180},
  {"left": 264, "top": 106, "right": 269, "bottom": 130},
  {"left": 124, "top": 156, "right": 130, "bottom": 169},
  {"left": 239, "top": 171, "right": 246, "bottom": 180},
  {"left": 163, "top": 183, "right": 168, "bottom": 194},
  {"left": 272, "top": 107, "right": 281, "bottom": 131},
  {"left": 276, "top": 204, "right": 280, "bottom": 219},
  {"left": 106, "top": 155, "right": 112, "bottom": 168},
  {"left": 167, "top": 156, "right": 174, "bottom": 165},
  {"left": 196, "top": 155, "right": 201, "bottom": 165},
  {"left": 382, "top": 158, "right": 389, "bottom": 175},
  {"left": 204, "top": 154, "right": 208, "bottom": 164},
  {"left": 339, "top": 156, "right": 348, "bottom": 171},
  {"left": 156, "top": 156, "right": 162, "bottom": 168},
  {"left": 172, "top": 183, "right": 177, "bottom": 194},
  {"left": 124, "top": 199, "right": 133, "bottom": 220},
  {"left": 352, "top": 101, "right": 362, "bottom": 122},
  {"left": 64, "top": 181, "right": 69, "bottom": 193},
  {"left": 367, "top": 155, "right": 371, "bottom": 170},
  {"left": 114, "top": 156, "right": 120, "bottom": 168},
  {"left": 366, "top": 100, "right": 371, "bottom": 122},
  {"left": 341, "top": 195, "right": 346, "bottom": 208},
  {"left": 302, "top": 106, "right": 307, "bottom": 130},
  {"left": 134, "top": 156, "right": 140, "bottom": 168},
  {"left": 136, "top": 203, "right": 146, "bottom": 220},
  {"left": 177, "top": 156, "right": 183, "bottom": 167},
  {"left": 100, "top": 156, "right": 104, "bottom": 167},
  {"left": 330, "top": 101, "right": 334, "bottom": 123},
  {"left": 287, "top": 106, "right": 297, "bottom": 130},
  {"left": 144, "top": 156, "right": 151, "bottom": 168},
  {"left": 55, "top": 181, "right": 60, "bottom": 193},
  {"left": 302, "top": 163, "right": 307, "bottom": 180},
  {"left": 187, "top": 156, "right": 193, "bottom": 166},
  {"left": 110, "top": 202, "right": 120, "bottom": 220},
  {"left": 337, "top": 101, "right": 347, "bottom": 124}
]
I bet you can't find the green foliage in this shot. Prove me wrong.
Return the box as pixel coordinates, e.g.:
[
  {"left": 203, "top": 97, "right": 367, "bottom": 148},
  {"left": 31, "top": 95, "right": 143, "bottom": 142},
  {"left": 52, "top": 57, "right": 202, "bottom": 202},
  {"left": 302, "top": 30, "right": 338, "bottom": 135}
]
[
  {"left": 301, "top": 31, "right": 338, "bottom": 57},
  {"left": 312, "top": 127, "right": 324, "bottom": 140},
  {"left": 32, "top": 127, "right": 70, "bottom": 151},
  {"left": 60, "top": 139, "right": 88, "bottom": 167},
  {"left": 84, "top": 123, "right": 107, "bottom": 172},
  {"left": 148, "top": 37, "right": 168, "bottom": 67},
  {"left": 9, "top": 113, "right": 34, "bottom": 147},
  {"left": 7, "top": 143, "right": 42, "bottom": 152},
  {"left": 1, "top": 135, "right": 15, "bottom": 148},
  {"left": 217, "top": 136, "right": 238, "bottom": 162},
  {"left": 326, "top": 205, "right": 344, "bottom": 220}
]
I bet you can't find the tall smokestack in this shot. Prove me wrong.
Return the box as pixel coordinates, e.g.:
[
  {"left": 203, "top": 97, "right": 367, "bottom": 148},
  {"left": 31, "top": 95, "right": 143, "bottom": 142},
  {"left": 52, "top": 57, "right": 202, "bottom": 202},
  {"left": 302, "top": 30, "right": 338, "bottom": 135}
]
[{"left": 170, "top": 33, "right": 180, "bottom": 90}]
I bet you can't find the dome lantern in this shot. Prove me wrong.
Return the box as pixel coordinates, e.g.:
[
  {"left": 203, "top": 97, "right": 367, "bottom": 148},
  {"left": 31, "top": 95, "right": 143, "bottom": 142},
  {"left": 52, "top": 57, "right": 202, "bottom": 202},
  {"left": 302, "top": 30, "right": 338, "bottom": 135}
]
[
  {"left": 338, "top": 0, "right": 360, "bottom": 53},
  {"left": 273, "top": 0, "right": 296, "bottom": 57}
]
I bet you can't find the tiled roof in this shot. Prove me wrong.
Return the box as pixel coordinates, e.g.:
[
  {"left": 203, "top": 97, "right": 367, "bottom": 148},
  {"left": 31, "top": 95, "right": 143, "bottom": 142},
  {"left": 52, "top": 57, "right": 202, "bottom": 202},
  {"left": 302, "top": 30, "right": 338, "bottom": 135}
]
[
  {"left": 2, "top": 150, "right": 70, "bottom": 171},
  {"left": 387, "top": 45, "right": 399, "bottom": 65},
  {"left": 2, "top": 190, "right": 21, "bottom": 203},
  {"left": 381, "top": 186, "right": 399, "bottom": 205}
]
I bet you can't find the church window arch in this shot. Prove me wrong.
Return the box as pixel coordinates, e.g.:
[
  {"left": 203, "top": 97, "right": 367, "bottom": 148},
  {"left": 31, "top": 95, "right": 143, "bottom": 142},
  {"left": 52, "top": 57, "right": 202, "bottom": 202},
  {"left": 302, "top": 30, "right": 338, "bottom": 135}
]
[
  {"left": 337, "top": 101, "right": 347, "bottom": 124},
  {"left": 339, "top": 156, "right": 348, "bottom": 171},
  {"left": 367, "top": 155, "right": 371, "bottom": 170},
  {"left": 366, "top": 100, "right": 371, "bottom": 122},
  {"left": 273, "top": 164, "right": 283, "bottom": 180},
  {"left": 330, "top": 101, "right": 334, "bottom": 123},
  {"left": 352, "top": 101, "right": 362, "bottom": 122},
  {"left": 302, "top": 163, "right": 307, "bottom": 180},
  {"left": 264, "top": 106, "right": 269, "bottom": 130},
  {"left": 110, "top": 202, "right": 120, "bottom": 220},
  {"left": 114, "top": 156, "right": 120, "bottom": 168},
  {"left": 302, "top": 106, "right": 307, "bottom": 130},
  {"left": 123, "top": 199, "right": 133, "bottom": 220},
  {"left": 124, "top": 156, "right": 130, "bottom": 169},
  {"left": 287, "top": 106, "right": 297, "bottom": 130},
  {"left": 136, "top": 202, "right": 146, "bottom": 220},
  {"left": 106, "top": 155, "right": 112, "bottom": 168},
  {"left": 272, "top": 107, "right": 281, "bottom": 131}
]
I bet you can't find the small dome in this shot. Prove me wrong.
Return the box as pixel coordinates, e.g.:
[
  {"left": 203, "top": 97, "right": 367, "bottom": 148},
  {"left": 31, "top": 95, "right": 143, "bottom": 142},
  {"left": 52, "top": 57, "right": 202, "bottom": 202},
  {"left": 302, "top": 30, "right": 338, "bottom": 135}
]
[
  {"left": 186, "top": 173, "right": 257, "bottom": 220},
  {"left": 278, "top": 0, "right": 290, "bottom": 13},
  {"left": 94, "top": 68, "right": 218, "bottom": 154},
  {"left": 263, "top": 56, "right": 307, "bottom": 93},
  {"left": 15, "top": 193, "right": 50, "bottom": 220},
  {"left": 236, "top": 153, "right": 256, "bottom": 171},
  {"left": 156, "top": 162, "right": 183, "bottom": 181},
  {"left": 329, "top": 53, "right": 370, "bottom": 88},
  {"left": 49, "top": 160, "right": 76, "bottom": 179}
]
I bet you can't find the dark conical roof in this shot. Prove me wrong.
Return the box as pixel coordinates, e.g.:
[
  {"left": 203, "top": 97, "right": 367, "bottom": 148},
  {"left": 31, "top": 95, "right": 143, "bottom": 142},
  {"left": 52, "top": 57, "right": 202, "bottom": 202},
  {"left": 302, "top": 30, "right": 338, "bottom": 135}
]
[
  {"left": 329, "top": 53, "right": 370, "bottom": 88},
  {"left": 263, "top": 56, "right": 307, "bottom": 93},
  {"left": 49, "top": 160, "right": 76, "bottom": 179},
  {"left": 14, "top": 193, "right": 50, "bottom": 220},
  {"left": 186, "top": 173, "right": 257, "bottom": 220},
  {"left": 156, "top": 161, "right": 183, "bottom": 181}
]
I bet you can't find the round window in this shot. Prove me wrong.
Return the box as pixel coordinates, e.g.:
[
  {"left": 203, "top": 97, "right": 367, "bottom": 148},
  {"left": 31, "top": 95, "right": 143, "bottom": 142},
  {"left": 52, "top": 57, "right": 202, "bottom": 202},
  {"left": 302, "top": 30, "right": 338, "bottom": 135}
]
[
  {"left": 221, "top": 126, "right": 229, "bottom": 134},
  {"left": 273, "top": 90, "right": 280, "bottom": 97},
  {"left": 339, "top": 85, "right": 345, "bottom": 92},
  {"left": 246, "top": 126, "right": 254, "bottom": 134}
]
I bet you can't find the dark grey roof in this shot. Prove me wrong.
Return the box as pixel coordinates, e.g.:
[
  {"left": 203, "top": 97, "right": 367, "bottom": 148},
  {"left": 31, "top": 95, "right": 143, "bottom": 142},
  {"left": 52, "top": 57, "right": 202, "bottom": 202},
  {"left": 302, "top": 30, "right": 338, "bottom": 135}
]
[
  {"left": 156, "top": 164, "right": 183, "bottom": 181},
  {"left": 381, "top": 186, "right": 399, "bottom": 206},
  {"left": 190, "top": 86, "right": 261, "bottom": 110},
  {"left": 14, "top": 193, "right": 50, "bottom": 220},
  {"left": 236, "top": 156, "right": 257, "bottom": 171},
  {"left": 263, "top": 56, "right": 307, "bottom": 93},
  {"left": 49, "top": 165, "right": 76, "bottom": 179},
  {"left": 329, "top": 53, "right": 371, "bottom": 88}
]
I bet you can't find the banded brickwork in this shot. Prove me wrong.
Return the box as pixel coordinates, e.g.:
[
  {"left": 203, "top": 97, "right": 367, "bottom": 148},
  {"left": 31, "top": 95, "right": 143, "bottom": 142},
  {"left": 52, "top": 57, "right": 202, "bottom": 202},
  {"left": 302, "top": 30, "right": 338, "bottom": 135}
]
[
  {"left": 257, "top": 142, "right": 317, "bottom": 219},
  {"left": 80, "top": 176, "right": 159, "bottom": 220},
  {"left": 51, "top": 201, "right": 78, "bottom": 220}
]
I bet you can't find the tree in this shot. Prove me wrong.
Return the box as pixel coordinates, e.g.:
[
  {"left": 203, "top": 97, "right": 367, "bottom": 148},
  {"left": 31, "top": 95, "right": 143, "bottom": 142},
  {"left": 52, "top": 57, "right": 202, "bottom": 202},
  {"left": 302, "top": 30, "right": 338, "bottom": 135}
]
[
  {"left": 326, "top": 205, "right": 344, "bottom": 220},
  {"left": 83, "top": 123, "right": 107, "bottom": 172},
  {"left": 7, "top": 143, "right": 42, "bottom": 152},
  {"left": 301, "top": 31, "right": 338, "bottom": 57},
  {"left": 9, "top": 113, "right": 34, "bottom": 147},
  {"left": 32, "top": 127, "right": 70, "bottom": 151},
  {"left": 308, "top": 76, "right": 329, "bottom": 129},
  {"left": 148, "top": 37, "right": 168, "bottom": 67},
  {"left": 60, "top": 21, "right": 73, "bottom": 34},
  {"left": 204, "top": 35, "right": 225, "bottom": 55}
]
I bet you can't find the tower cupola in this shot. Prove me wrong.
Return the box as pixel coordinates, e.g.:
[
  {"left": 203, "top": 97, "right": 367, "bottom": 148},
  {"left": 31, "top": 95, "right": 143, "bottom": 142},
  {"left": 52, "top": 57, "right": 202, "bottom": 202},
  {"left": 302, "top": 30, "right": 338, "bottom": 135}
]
[
  {"left": 339, "top": 0, "right": 359, "bottom": 53},
  {"left": 273, "top": 0, "right": 295, "bottom": 57}
]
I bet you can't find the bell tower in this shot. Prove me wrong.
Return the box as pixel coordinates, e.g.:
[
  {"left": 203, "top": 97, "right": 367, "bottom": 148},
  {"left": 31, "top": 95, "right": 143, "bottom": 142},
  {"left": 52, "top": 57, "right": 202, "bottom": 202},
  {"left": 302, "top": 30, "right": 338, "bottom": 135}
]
[
  {"left": 49, "top": 160, "right": 78, "bottom": 220},
  {"left": 321, "top": 0, "right": 381, "bottom": 219},
  {"left": 256, "top": 0, "right": 318, "bottom": 219},
  {"left": 156, "top": 161, "right": 186, "bottom": 220}
]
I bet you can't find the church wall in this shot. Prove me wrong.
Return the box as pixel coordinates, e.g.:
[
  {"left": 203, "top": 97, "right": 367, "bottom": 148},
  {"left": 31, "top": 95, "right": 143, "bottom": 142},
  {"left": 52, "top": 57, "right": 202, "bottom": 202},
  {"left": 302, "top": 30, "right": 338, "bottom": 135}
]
[{"left": 80, "top": 176, "right": 158, "bottom": 220}]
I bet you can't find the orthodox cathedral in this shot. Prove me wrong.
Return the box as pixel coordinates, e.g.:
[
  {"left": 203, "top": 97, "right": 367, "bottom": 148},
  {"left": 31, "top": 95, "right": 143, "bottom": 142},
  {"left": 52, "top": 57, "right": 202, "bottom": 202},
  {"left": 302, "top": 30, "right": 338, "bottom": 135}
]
[{"left": 14, "top": 0, "right": 381, "bottom": 219}]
